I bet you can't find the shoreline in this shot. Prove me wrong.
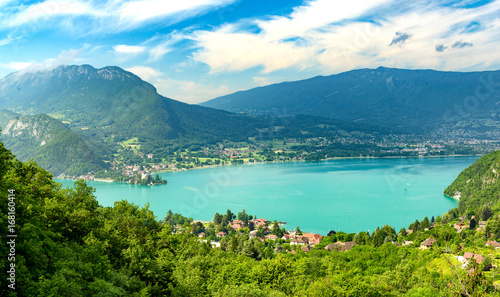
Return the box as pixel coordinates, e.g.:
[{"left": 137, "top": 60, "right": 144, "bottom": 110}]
[
  {"left": 56, "top": 153, "right": 480, "bottom": 184},
  {"left": 54, "top": 156, "right": 472, "bottom": 236}
]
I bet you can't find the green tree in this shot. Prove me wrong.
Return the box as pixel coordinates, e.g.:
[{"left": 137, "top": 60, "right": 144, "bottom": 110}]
[
  {"left": 214, "top": 212, "right": 222, "bottom": 225},
  {"left": 421, "top": 216, "right": 430, "bottom": 230}
]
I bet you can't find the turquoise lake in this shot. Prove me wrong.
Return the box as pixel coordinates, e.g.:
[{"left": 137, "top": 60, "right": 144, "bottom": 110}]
[{"left": 57, "top": 156, "right": 478, "bottom": 234}]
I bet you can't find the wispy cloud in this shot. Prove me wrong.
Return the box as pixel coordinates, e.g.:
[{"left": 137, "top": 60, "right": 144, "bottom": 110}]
[
  {"left": 193, "top": 0, "right": 392, "bottom": 73},
  {"left": 117, "top": 0, "right": 235, "bottom": 29},
  {"left": 5, "top": 0, "right": 99, "bottom": 27},
  {"left": 145, "top": 33, "right": 186, "bottom": 62},
  {"left": 3, "top": 48, "right": 82, "bottom": 75},
  {"left": 0, "top": 0, "right": 237, "bottom": 33},
  {"left": 191, "top": 0, "right": 500, "bottom": 74},
  {"left": 0, "top": 35, "right": 21, "bottom": 46}
]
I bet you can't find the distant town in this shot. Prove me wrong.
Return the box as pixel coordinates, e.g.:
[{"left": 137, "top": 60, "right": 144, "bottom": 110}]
[{"left": 59, "top": 135, "right": 499, "bottom": 184}]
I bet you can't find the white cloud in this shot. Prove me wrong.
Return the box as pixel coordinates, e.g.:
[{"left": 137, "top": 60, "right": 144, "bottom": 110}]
[
  {"left": 192, "top": 0, "right": 500, "bottom": 74},
  {"left": 117, "top": 0, "right": 235, "bottom": 26},
  {"left": 252, "top": 76, "right": 283, "bottom": 87},
  {"left": 1, "top": 62, "right": 33, "bottom": 71},
  {"left": 192, "top": 0, "right": 392, "bottom": 73},
  {"left": 256, "top": 0, "right": 390, "bottom": 41},
  {"left": 155, "top": 78, "right": 235, "bottom": 103},
  {"left": 7, "top": 48, "right": 81, "bottom": 76},
  {"left": 194, "top": 25, "right": 317, "bottom": 73},
  {"left": 0, "top": 0, "right": 237, "bottom": 33},
  {"left": 145, "top": 33, "right": 185, "bottom": 62},
  {"left": 125, "top": 66, "right": 163, "bottom": 81},
  {"left": 6, "top": 0, "right": 99, "bottom": 27},
  {"left": 113, "top": 44, "right": 147, "bottom": 54},
  {"left": 0, "top": 35, "right": 21, "bottom": 46},
  {"left": 0, "top": 0, "right": 13, "bottom": 7},
  {"left": 122, "top": 66, "right": 230, "bottom": 103}
]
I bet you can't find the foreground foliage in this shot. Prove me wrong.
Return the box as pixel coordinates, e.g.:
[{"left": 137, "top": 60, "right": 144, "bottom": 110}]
[{"left": 0, "top": 138, "right": 499, "bottom": 296}]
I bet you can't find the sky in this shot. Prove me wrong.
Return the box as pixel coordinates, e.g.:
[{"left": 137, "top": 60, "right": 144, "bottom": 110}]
[{"left": 0, "top": 0, "right": 499, "bottom": 104}]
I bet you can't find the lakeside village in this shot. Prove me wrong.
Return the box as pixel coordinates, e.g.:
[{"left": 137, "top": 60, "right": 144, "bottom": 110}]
[
  {"left": 58, "top": 135, "right": 497, "bottom": 184},
  {"left": 167, "top": 209, "right": 500, "bottom": 272}
]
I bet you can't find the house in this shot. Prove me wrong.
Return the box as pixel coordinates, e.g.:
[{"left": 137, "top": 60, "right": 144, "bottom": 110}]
[
  {"left": 406, "top": 229, "right": 414, "bottom": 235},
  {"left": 249, "top": 230, "right": 258, "bottom": 238},
  {"left": 475, "top": 254, "right": 485, "bottom": 264},
  {"left": 453, "top": 223, "right": 468, "bottom": 233},
  {"left": 252, "top": 218, "right": 267, "bottom": 227},
  {"left": 486, "top": 241, "right": 500, "bottom": 249},
  {"left": 210, "top": 241, "right": 221, "bottom": 248},
  {"left": 420, "top": 238, "right": 437, "bottom": 249},
  {"left": 343, "top": 241, "right": 357, "bottom": 251},
  {"left": 303, "top": 233, "right": 323, "bottom": 245},
  {"left": 282, "top": 234, "right": 291, "bottom": 240},
  {"left": 478, "top": 221, "right": 487, "bottom": 227},
  {"left": 463, "top": 252, "right": 484, "bottom": 264},
  {"left": 324, "top": 244, "right": 337, "bottom": 252},
  {"left": 402, "top": 240, "right": 414, "bottom": 246},
  {"left": 463, "top": 252, "right": 474, "bottom": 261},
  {"left": 332, "top": 241, "right": 358, "bottom": 252},
  {"left": 230, "top": 223, "right": 243, "bottom": 231},
  {"left": 302, "top": 246, "right": 312, "bottom": 253},
  {"left": 216, "top": 231, "right": 227, "bottom": 237},
  {"left": 265, "top": 234, "right": 278, "bottom": 240},
  {"left": 198, "top": 232, "right": 205, "bottom": 238},
  {"left": 297, "top": 236, "right": 309, "bottom": 245},
  {"left": 290, "top": 237, "right": 308, "bottom": 246}
]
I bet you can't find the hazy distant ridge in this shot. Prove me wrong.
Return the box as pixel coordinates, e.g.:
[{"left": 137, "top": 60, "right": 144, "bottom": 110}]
[{"left": 201, "top": 67, "right": 500, "bottom": 133}]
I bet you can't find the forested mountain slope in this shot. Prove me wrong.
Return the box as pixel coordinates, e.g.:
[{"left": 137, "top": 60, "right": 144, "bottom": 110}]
[
  {"left": 0, "top": 65, "right": 261, "bottom": 143},
  {"left": 202, "top": 67, "right": 500, "bottom": 134},
  {"left": 0, "top": 111, "right": 106, "bottom": 175},
  {"left": 445, "top": 150, "right": 500, "bottom": 214}
]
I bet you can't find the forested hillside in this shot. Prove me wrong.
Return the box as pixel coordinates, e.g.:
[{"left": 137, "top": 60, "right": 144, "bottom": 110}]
[
  {"left": 2, "top": 137, "right": 500, "bottom": 296},
  {"left": 0, "top": 111, "right": 107, "bottom": 175},
  {"left": 202, "top": 67, "right": 500, "bottom": 135},
  {"left": 445, "top": 150, "right": 500, "bottom": 215},
  {"left": 0, "top": 65, "right": 262, "bottom": 143}
]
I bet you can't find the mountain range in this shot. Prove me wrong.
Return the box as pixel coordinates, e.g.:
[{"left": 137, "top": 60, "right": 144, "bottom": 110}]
[
  {"left": 202, "top": 67, "right": 500, "bottom": 134},
  {"left": 0, "top": 65, "right": 388, "bottom": 176},
  {"left": 0, "top": 65, "right": 263, "bottom": 143}
]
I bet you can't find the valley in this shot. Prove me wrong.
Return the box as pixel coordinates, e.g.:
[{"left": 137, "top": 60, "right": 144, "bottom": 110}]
[{"left": 1, "top": 65, "right": 498, "bottom": 184}]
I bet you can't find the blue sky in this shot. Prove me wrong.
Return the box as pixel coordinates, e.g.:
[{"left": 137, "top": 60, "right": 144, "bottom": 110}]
[{"left": 1, "top": 0, "right": 499, "bottom": 103}]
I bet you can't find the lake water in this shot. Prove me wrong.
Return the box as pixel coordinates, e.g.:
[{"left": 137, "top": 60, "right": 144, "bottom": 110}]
[{"left": 57, "top": 156, "right": 478, "bottom": 234}]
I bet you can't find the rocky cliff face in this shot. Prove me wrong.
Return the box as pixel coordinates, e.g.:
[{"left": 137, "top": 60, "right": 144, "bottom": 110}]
[{"left": 0, "top": 112, "right": 107, "bottom": 175}]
